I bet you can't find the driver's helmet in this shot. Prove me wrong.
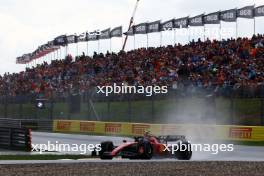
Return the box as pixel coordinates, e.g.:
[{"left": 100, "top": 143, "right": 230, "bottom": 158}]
[{"left": 144, "top": 129, "right": 151, "bottom": 137}]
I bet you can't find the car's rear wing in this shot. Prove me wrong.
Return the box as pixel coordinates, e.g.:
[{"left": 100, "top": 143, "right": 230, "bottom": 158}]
[{"left": 158, "top": 135, "right": 186, "bottom": 142}]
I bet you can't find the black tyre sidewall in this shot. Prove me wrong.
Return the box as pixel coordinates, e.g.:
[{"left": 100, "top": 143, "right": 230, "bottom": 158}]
[
  {"left": 99, "top": 141, "right": 114, "bottom": 159},
  {"left": 137, "top": 141, "right": 153, "bottom": 159}
]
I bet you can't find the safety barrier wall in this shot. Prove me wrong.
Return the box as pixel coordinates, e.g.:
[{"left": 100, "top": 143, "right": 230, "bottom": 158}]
[
  {"left": 53, "top": 120, "right": 264, "bottom": 142},
  {"left": 0, "top": 127, "right": 32, "bottom": 151}
]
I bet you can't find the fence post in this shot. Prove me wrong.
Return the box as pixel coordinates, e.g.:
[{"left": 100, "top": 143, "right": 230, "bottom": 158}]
[
  {"left": 34, "top": 95, "right": 38, "bottom": 119},
  {"left": 151, "top": 95, "right": 155, "bottom": 123},
  {"left": 107, "top": 99, "right": 110, "bottom": 120},
  {"left": 49, "top": 95, "right": 54, "bottom": 120},
  {"left": 261, "top": 98, "right": 264, "bottom": 126},
  {"left": 128, "top": 95, "right": 132, "bottom": 122},
  {"left": 230, "top": 97, "right": 234, "bottom": 124},
  {"left": 4, "top": 95, "right": 7, "bottom": 118},
  {"left": 67, "top": 94, "right": 70, "bottom": 120},
  {"left": 88, "top": 90, "right": 92, "bottom": 121},
  {"left": 19, "top": 103, "right": 23, "bottom": 119}
]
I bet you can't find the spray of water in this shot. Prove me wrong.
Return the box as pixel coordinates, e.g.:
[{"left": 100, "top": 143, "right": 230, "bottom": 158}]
[{"left": 159, "top": 91, "right": 232, "bottom": 160}]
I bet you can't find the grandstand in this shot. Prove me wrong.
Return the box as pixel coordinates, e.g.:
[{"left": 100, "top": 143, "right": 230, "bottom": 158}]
[
  {"left": 0, "top": 4, "right": 263, "bottom": 126},
  {"left": 1, "top": 34, "right": 264, "bottom": 96},
  {"left": 0, "top": 34, "right": 264, "bottom": 126}
]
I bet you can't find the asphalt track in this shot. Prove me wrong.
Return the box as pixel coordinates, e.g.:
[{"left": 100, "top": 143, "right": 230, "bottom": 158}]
[
  {"left": 1, "top": 132, "right": 264, "bottom": 164},
  {"left": 33, "top": 132, "right": 264, "bottom": 160},
  {"left": 1, "top": 132, "right": 264, "bottom": 176}
]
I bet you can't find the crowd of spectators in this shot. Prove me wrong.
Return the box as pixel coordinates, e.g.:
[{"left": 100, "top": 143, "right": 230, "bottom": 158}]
[{"left": 0, "top": 34, "right": 264, "bottom": 97}]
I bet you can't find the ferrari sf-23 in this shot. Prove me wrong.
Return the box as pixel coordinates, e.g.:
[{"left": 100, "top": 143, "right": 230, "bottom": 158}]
[{"left": 93, "top": 132, "right": 192, "bottom": 160}]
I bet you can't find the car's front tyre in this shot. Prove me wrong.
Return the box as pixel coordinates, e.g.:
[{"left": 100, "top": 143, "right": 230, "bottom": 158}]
[{"left": 137, "top": 141, "right": 153, "bottom": 159}]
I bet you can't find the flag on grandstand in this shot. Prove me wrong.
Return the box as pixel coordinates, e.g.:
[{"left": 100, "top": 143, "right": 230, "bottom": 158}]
[
  {"left": 110, "top": 26, "right": 122, "bottom": 37},
  {"left": 174, "top": 17, "right": 189, "bottom": 28},
  {"left": 16, "top": 53, "right": 31, "bottom": 64},
  {"left": 147, "top": 20, "right": 160, "bottom": 33},
  {"left": 203, "top": 12, "right": 220, "bottom": 24},
  {"left": 16, "top": 56, "right": 23, "bottom": 64},
  {"left": 16, "top": 43, "right": 60, "bottom": 64},
  {"left": 220, "top": 9, "right": 237, "bottom": 22},
  {"left": 99, "top": 28, "right": 111, "bottom": 39},
  {"left": 77, "top": 32, "right": 87, "bottom": 42},
  {"left": 16, "top": 4, "right": 264, "bottom": 65},
  {"left": 54, "top": 35, "right": 67, "bottom": 46},
  {"left": 161, "top": 19, "right": 174, "bottom": 31},
  {"left": 66, "top": 35, "right": 78, "bottom": 44},
  {"left": 30, "top": 44, "right": 60, "bottom": 60},
  {"left": 237, "top": 5, "right": 254, "bottom": 18},
  {"left": 188, "top": 14, "right": 204, "bottom": 26},
  {"left": 16, "top": 56, "right": 27, "bottom": 64},
  {"left": 124, "top": 26, "right": 134, "bottom": 36},
  {"left": 134, "top": 23, "right": 148, "bottom": 34},
  {"left": 47, "top": 40, "right": 54, "bottom": 46},
  {"left": 254, "top": 5, "right": 264, "bottom": 17},
  {"left": 87, "top": 30, "right": 99, "bottom": 41}
]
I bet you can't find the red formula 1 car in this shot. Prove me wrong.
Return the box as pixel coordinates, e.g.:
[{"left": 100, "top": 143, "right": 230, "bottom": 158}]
[{"left": 94, "top": 135, "right": 192, "bottom": 160}]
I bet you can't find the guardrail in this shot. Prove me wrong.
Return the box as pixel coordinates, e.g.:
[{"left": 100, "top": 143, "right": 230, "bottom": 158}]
[{"left": 0, "top": 127, "right": 32, "bottom": 151}]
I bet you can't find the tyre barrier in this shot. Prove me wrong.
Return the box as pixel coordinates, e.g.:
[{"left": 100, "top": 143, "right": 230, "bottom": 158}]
[
  {"left": 0, "top": 127, "right": 32, "bottom": 151},
  {"left": 0, "top": 118, "right": 52, "bottom": 131}
]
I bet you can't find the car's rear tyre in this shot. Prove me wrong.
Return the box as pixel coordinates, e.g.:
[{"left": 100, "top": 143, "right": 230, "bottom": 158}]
[
  {"left": 175, "top": 141, "right": 192, "bottom": 160},
  {"left": 137, "top": 141, "right": 153, "bottom": 159},
  {"left": 91, "top": 150, "right": 97, "bottom": 157},
  {"left": 99, "top": 141, "right": 114, "bottom": 160}
]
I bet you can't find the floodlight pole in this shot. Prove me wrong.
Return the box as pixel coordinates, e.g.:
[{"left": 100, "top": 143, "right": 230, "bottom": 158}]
[{"left": 122, "top": 0, "right": 140, "bottom": 51}]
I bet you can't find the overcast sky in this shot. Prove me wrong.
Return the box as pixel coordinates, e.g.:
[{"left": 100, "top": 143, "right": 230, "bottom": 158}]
[{"left": 0, "top": 0, "right": 263, "bottom": 75}]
